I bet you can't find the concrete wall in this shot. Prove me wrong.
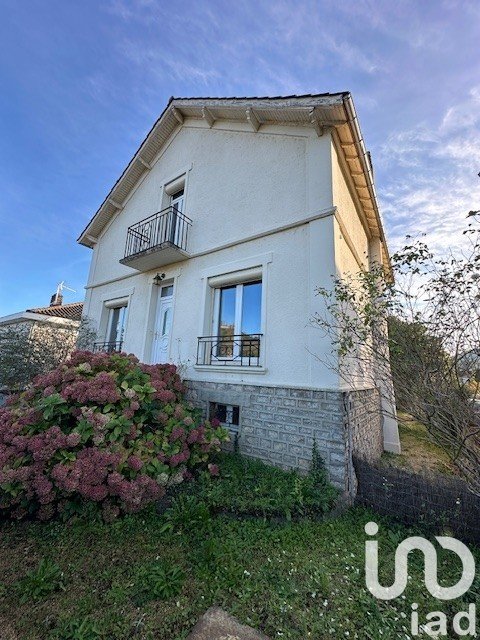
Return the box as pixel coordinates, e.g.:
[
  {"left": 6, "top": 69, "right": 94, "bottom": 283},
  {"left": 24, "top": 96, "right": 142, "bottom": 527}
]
[
  {"left": 85, "top": 218, "right": 340, "bottom": 389},
  {"left": 331, "top": 141, "right": 370, "bottom": 276},
  {"left": 186, "top": 379, "right": 347, "bottom": 488},
  {"left": 0, "top": 317, "right": 79, "bottom": 390},
  {"left": 347, "top": 388, "right": 384, "bottom": 462}
]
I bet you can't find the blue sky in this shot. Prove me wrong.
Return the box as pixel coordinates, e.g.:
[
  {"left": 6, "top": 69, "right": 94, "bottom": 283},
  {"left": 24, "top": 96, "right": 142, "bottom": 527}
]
[{"left": 0, "top": 0, "right": 479, "bottom": 316}]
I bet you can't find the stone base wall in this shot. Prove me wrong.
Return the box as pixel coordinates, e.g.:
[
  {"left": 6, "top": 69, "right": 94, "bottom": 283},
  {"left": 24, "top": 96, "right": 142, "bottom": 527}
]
[
  {"left": 343, "top": 387, "right": 384, "bottom": 495},
  {"left": 185, "top": 380, "right": 383, "bottom": 493},
  {"left": 347, "top": 388, "right": 383, "bottom": 462}
]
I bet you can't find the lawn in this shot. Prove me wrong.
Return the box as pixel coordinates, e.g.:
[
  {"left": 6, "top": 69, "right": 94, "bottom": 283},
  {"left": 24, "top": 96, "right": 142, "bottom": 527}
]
[
  {"left": 381, "top": 413, "right": 456, "bottom": 477},
  {"left": 0, "top": 454, "right": 478, "bottom": 640}
]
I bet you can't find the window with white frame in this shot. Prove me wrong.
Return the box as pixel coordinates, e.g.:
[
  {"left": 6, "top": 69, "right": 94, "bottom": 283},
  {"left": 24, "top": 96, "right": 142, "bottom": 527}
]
[
  {"left": 211, "top": 279, "right": 262, "bottom": 363},
  {"left": 162, "top": 174, "right": 186, "bottom": 210},
  {"left": 94, "top": 299, "right": 128, "bottom": 353},
  {"left": 170, "top": 188, "right": 184, "bottom": 213},
  {"left": 107, "top": 304, "right": 128, "bottom": 346}
]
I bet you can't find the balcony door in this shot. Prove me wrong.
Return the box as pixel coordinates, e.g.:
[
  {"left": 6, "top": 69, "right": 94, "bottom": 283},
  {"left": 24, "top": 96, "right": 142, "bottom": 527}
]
[
  {"left": 169, "top": 189, "right": 184, "bottom": 247},
  {"left": 151, "top": 285, "right": 174, "bottom": 364}
]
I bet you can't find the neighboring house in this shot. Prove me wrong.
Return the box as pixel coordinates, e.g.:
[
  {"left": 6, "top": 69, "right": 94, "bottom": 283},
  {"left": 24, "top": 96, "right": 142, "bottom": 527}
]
[
  {"left": 78, "top": 93, "right": 401, "bottom": 492},
  {"left": 0, "top": 291, "right": 83, "bottom": 398}
]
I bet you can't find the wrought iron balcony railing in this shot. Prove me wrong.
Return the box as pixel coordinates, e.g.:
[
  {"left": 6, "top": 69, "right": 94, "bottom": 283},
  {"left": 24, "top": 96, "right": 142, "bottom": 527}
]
[
  {"left": 93, "top": 341, "right": 123, "bottom": 354},
  {"left": 196, "top": 334, "right": 263, "bottom": 367},
  {"left": 123, "top": 206, "right": 192, "bottom": 261}
]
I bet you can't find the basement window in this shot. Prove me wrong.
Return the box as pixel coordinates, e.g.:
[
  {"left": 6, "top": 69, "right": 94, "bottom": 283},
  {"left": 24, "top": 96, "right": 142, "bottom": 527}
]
[{"left": 209, "top": 402, "right": 240, "bottom": 432}]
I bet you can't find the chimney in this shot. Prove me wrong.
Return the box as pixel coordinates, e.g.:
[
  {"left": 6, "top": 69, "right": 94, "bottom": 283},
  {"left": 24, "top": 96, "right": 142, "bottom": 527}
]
[{"left": 50, "top": 292, "right": 63, "bottom": 306}]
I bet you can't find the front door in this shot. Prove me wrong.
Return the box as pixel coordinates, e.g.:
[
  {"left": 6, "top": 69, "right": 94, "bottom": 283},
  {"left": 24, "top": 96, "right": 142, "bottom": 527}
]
[{"left": 151, "top": 285, "right": 174, "bottom": 363}]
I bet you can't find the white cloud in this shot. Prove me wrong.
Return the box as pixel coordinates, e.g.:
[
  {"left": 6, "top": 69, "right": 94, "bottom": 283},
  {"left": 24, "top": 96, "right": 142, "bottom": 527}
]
[
  {"left": 379, "top": 89, "right": 480, "bottom": 254},
  {"left": 321, "top": 34, "right": 380, "bottom": 74}
]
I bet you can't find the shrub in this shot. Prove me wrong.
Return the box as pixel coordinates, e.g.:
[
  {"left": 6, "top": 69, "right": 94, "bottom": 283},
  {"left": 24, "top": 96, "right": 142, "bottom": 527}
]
[{"left": 0, "top": 351, "right": 228, "bottom": 521}]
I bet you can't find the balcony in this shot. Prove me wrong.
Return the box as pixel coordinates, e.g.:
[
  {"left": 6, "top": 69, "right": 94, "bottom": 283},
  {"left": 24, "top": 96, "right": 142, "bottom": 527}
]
[
  {"left": 196, "top": 334, "right": 263, "bottom": 367},
  {"left": 93, "top": 341, "right": 123, "bottom": 354},
  {"left": 120, "top": 206, "right": 192, "bottom": 271}
]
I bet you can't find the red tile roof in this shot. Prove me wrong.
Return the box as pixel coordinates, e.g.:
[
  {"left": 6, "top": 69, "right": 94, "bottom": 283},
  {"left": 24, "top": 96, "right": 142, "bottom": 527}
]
[{"left": 27, "top": 302, "right": 83, "bottom": 321}]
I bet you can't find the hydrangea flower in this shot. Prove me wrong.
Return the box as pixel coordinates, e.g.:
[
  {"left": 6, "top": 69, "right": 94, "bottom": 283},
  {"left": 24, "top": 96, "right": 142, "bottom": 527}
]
[{"left": 0, "top": 351, "right": 228, "bottom": 521}]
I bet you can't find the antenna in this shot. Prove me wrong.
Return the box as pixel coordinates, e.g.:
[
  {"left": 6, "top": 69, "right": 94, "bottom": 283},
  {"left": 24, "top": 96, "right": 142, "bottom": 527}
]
[{"left": 57, "top": 281, "right": 76, "bottom": 296}]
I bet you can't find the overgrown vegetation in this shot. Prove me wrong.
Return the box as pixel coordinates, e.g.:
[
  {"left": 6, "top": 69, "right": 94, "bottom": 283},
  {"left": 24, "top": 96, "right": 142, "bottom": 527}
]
[
  {"left": 15, "top": 558, "right": 65, "bottom": 604},
  {"left": 315, "top": 212, "right": 480, "bottom": 493},
  {"left": 0, "top": 351, "right": 228, "bottom": 520},
  {"left": 178, "top": 448, "right": 337, "bottom": 520}
]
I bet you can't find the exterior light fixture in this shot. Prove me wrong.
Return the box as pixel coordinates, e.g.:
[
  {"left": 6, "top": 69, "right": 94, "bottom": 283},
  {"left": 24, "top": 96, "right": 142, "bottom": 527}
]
[{"left": 153, "top": 272, "right": 165, "bottom": 286}]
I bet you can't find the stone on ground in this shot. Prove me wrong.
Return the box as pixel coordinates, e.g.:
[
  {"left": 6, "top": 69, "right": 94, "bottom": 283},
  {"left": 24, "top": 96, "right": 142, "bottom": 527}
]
[{"left": 186, "top": 607, "right": 270, "bottom": 640}]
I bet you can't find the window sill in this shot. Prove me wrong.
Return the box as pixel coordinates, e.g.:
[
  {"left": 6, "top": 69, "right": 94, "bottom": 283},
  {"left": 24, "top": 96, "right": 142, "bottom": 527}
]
[{"left": 193, "top": 365, "right": 267, "bottom": 375}]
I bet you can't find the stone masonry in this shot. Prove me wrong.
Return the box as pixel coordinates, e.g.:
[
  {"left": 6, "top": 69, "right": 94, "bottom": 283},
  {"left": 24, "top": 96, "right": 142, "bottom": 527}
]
[
  {"left": 344, "top": 387, "right": 383, "bottom": 494},
  {"left": 185, "top": 380, "right": 384, "bottom": 493},
  {"left": 347, "top": 388, "right": 383, "bottom": 462}
]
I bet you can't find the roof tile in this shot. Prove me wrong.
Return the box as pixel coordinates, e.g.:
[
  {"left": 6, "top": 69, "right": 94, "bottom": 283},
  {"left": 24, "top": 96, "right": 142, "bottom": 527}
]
[{"left": 27, "top": 302, "right": 83, "bottom": 321}]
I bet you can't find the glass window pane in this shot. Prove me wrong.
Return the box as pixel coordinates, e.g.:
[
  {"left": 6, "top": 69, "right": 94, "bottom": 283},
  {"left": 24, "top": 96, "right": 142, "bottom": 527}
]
[
  {"left": 218, "top": 286, "right": 236, "bottom": 357},
  {"left": 109, "top": 305, "right": 127, "bottom": 344},
  {"left": 209, "top": 402, "right": 240, "bottom": 428},
  {"left": 161, "top": 285, "right": 174, "bottom": 297},
  {"left": 171, "top": 190, "right": 184, "bottom": 213},
  {"left": 118, "top": 306, "right": 127, "bottom": 343},
  {"left": 161, "top": 308, "right": 172, "bottom": 336},
  {"left": 241, "top": 281, "right": 262, "bottom": 335},
  {"left": 108, "top": 308, "right": 120, "bottom": 343}
]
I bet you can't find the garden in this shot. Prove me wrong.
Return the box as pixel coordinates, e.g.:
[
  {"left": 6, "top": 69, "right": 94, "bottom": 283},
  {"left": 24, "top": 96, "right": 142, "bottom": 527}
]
[{"left": 0, "top": 352, "right": 478, "bottom": 639}]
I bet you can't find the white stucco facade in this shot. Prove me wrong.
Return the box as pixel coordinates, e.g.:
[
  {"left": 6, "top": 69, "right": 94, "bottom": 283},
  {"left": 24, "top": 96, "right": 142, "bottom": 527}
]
[
  {"left": 79, "top": 95, "right": 401, "bottom": 487},
  {"left": 83, "top": 121, "right": 343, "bottom": 388}
]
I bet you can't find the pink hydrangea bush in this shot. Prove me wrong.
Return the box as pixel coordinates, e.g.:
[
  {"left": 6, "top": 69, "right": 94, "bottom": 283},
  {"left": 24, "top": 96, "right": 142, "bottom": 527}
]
[{"left": 0, "top": 351, "right": 228, "bottom": 521}]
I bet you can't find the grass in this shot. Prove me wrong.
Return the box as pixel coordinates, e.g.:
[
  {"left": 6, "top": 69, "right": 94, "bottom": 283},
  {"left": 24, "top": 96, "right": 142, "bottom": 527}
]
[
  {"left": 0, "top": 455, "right": 478, "bottom": 639},
  {"left": 381, "top": 412, "right": 456, "bottom": 476},
  {"left": 178, "top": 451, "right": 337, "bottom": 520}
]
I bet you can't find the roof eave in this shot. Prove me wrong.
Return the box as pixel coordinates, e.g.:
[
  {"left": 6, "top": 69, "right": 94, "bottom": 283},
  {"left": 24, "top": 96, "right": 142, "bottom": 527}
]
[{"left": 341, "top": 94, "right": 391, "bottom": 268}]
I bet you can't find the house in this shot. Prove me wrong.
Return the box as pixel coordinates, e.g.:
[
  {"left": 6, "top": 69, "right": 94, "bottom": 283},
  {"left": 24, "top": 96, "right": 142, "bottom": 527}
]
[
  {"left": 0, "top": 288, "right": 83, "bottom": 399},
  {"left": 78, "top": 93, "right": 401, "bottom": 492}
]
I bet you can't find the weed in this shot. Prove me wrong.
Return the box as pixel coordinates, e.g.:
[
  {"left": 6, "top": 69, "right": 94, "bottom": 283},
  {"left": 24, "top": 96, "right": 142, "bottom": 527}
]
[
  {"left": 15, "top": 558, "right": 65, "bottom": 603},
  {"left": 132, "top": 562, "right": 185, "bottom": 605},
  {"left": 159, "top": 494, "right": 211, "bottom": 534},
  {"left": 51, "top": 616, "right": 101, "bottom": 639}
]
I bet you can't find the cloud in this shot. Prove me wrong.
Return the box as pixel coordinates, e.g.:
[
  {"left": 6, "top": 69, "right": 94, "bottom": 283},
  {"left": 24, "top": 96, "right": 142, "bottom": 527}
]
[
  {"left": 320, "top": 34, "right": 380, "bottom": 74},
  {"left": 379, "top": 88, "right": 480, "bottom": 254}
]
